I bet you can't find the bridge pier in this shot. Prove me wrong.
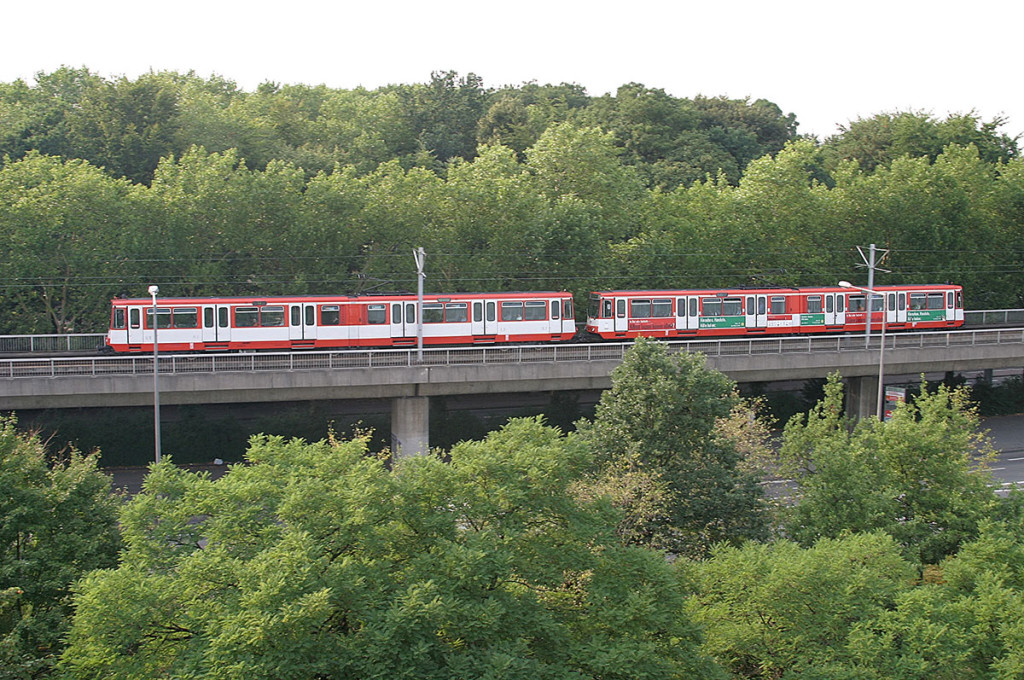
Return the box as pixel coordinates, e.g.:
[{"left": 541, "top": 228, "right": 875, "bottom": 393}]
[
  {"left": 391, "top": 396, "right": 430, "bottom": 458},
  {"left": 845, "top": 375, "right": 879, "bottom": 420}
]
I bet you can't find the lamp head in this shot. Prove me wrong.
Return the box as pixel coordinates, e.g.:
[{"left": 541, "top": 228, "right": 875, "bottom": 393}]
[
  {"left": 838, "top": 281, "right": 853, "bottom": 289},
  {"left": 148, "top": 285, "right": 159, "bottom": 296}
]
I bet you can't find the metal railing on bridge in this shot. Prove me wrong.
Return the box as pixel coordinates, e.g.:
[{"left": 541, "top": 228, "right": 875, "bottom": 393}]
[
  {"left": 4, "top": 328, "right": 1024, "bottom": 380},
  {"left": 965, "top": 309, "right": 1024, "bottom": 326},
  {"left": 0, "top": 333, "right": 106, "bottom": 354},
  {"left": 0, "top": 309, "right": 1018, "bottom": 357}
]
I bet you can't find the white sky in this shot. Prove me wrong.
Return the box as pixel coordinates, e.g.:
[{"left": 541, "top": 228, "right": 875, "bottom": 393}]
[{"left": 4, "top": 0, "right": 1022, "bottom": 141}]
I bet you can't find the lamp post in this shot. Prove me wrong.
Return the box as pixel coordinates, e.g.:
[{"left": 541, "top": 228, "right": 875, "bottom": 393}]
[
  {"left": 839, "top": 281, "right": 887, "bottom": 420},
  {"left": 413, "top": 247, "right": 425, "bottom": 361},
  {"left": 148, "top": 285, "right": 162, "bottom": 463}
]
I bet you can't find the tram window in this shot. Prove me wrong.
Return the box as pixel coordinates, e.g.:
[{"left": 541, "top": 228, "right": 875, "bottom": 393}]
[
  {"left": 870, "top": 295, "right": 883, "bottom": 312},
  {"left": 367, "top": 304, "right": 387, "bottom": 325},
  {"left": 652, "top": 298, "right": 672, "bottom": 317},
  {"left": 927, "top": 293, "right": 944, "bottom": 310},
  {"left": 113, "top": 308, "right": 126, "bottom": 329},
  {"left": 320, "top": 305, "right": 340, "bottom": 326},
  {"left": 204, "top": 308, "right": 214, "bottom": 328},
  {"left": 130, "top": 308, "right": 140, "bottom": 329},
  {"left": 957, "top": 291, "right": 962, "bottom": 308},
  {"left": 848, "top": 295, "right": 866, "bottom": 313},
  {"left": 837, "top": 296, "right": 844, "bottom": 313},
  {"left": 702, "top": 298, "right": 722, "bottom": 316},
  {"left": 291, "top": 306, "right": 301, "bottom": 326},
  {"left": 631, "top": 299, "right": 651, "bottom": 318},
  {"left": 689, "top": 298, "right": 698, "bottom": 316},
  {"left": 602, "top": 299, "right": 613, "bottom": 318},
  {"left": 563, "top": 299, "right": 574, "bottom": 319},
  {"left": 807, "top": 296, "right": 822, "bottom": 314},
  {"left": 499, "top": 301, "right": 524, "bottom": 321},
  {"left": 305, "top": 305, "right": 315, "bottom": 325},
  {"left": 173, "top": 308, "right": 198, "bottom": 329},
  {"left": 909, "top": 293, "right": 925, "bottom": 310},
  {"left": 677, "top": 298, "right": 686, "bottom": 317},
  {"left": 394, "top": 304, "right": 403, "bottom": 324},
  {"left": 887, "top": 293, "right": 896, "bottom": 312},
  {"left": 722, "top": 297, "right": 742, "bottom": 316},
  {"left": 445, "top": 302, "right": 468, "bottom": 323},
  {"left": 826, "top": 296, "right": 833, "bottom": 314},
  {"left": 947, "top": 292, "right": 954, "bottom": 308},
  {"left": 524, "top": 301, "right": 546, "bottom": 320},
  {"left": 770, "top": 297, "right": 786, "bottom": 314},
  {"left": 747, "top": 296, "right": 754, "bottom": 314},
  {"left": 146, "top": 308, "right": 172, "bottom": 329},
  {"left": 218, "top": 307, "right": 229, "bottom": 328},
  {"left": 235, "top": 307, "right": 259, "bottom": 328},
  {"left": 616, "top": 299, "right": 626, "bottom": 318},
  {"left": 899, "top": 293, "right": 906, "bottom": 311},
  {"left": 485, "top": 302, "right": 494, "bottom": 323},
  {"left": 758, "top": 297, "right": 766, "bottom": 315},
  {"left": 474, "top": 302, "right": 482, "bottom": 323},
  {"left": 260, "top": 306, "right": 285, "bottom": 327},
  {"left": 423, "top": 303, "right": 444, "bottom": 323},
  {"left": 551, "top": 301, "right": 560, "bottom": 320},
  {"left": 406, "top": 303, "right": 416, "bottom": 324}
]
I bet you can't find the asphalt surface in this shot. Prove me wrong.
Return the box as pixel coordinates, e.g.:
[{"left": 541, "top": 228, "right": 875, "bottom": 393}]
[{"left": 979, "top": 415, "right": 1024, "bottom": 490}]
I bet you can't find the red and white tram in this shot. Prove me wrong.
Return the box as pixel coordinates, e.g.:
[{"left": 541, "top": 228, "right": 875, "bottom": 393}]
[
  {"left": 584, "top": 284, "right": 964, "bottom": 340},
  {"left": 106, "top": 291, "right": 576, "bottom": 353}
]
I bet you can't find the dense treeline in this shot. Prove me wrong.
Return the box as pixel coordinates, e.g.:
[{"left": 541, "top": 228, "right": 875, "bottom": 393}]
[
  {"left": 6, "top": 342, "right": 1024, "bottom": 677},
  {"left": 1, "top": 67, "right": 1022, "bottom": 334}
]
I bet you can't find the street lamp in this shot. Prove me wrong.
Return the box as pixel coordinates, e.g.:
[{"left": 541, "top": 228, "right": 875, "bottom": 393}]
[
  {"left": 839, "top": 281, "right": 887, "bottom": 420},
  {"left": 148, "top": 285, "right": 162, "bottom": 463}
]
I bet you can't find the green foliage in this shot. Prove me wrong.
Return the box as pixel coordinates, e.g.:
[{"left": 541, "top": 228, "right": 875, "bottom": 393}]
[
  {"left": 0, "top": 414, "right": 121, "bottom": 677},
  {"left": 689, "top": 516, "right": 1024, "bottom": 679},
  {"left": 0, "top": 152, "right": 139, "bottom": 332},
  {"left": 823, "top": 110, "right": 1019, "bottom": 172},
  {"left": 576, "top": 339, "right": 768, "bottom": 556},
  {"left": 971, "top": 375, "right": 1024, "bottom": 416},
  {"left": 1, "top": 68, "right": 1024, "bottom": 330},
  {"left": 61, "top": 419, "right": 718, "bottom": 679},
  {"left": 690, "top": 531, "right": 914, "bottom": 678},
  {"left": 780, "top": 374, "right": 1001, "bottom": 565},
  {"left": 842, "top": 517, "right": 1024, "bottom": 679}
]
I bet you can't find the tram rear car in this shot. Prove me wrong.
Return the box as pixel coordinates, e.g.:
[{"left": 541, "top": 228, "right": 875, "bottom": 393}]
[
  {"left": 584, "top": 284, "right": 964, "bottom": 340},
  {"left": 106, "top": 292, "right": 576, "bottom": 353}
]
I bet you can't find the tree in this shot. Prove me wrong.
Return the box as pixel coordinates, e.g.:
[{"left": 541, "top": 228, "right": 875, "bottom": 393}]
[
  {"left": 689, "top": 531, "right": 914, "bottom": 678},
  {"left": 0, "top": 67, "right": 104, "bottom": 163},
  {"left": 141, "top": 146, "right": 306, "bottom": 297},
  {"left": 0, "top": 414, "right": 121, "bottom": 678},
  {"left": 842, "top": 517, "right": 1024, "bottom": 678},
  {"left": 779, "top": 374, "right": 1001, "bottom": 565},
  {"left": 822, "top": 111, "right": 1019, "bottom": 173},
  {"left": 0, "top": 152, "right": 139, "bottom": 333},
  {"left": 64, "top": 72, "right": 182, "bottom": 184},
  {"left": 575, "top": 338, "right": 768, "bottom": 557},
  {"left": 399, "top": 70, "right": 488, "bottom": 165},
  {"left": 62, "top": 419, "right": 719, "bottom": 679}
]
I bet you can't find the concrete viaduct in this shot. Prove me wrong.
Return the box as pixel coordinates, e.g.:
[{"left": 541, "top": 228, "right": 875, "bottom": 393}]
[{"left": 4, "top": 329, "right": 1024, "bottom": 456}]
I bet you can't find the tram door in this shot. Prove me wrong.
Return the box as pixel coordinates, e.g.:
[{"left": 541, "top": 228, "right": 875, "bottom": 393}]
[
  {"left": 127, "top": 307, "right": 144, "bottom": 345},
  {"left": 391, "top": 302, "right": 420, "bottom": 341},
  {"left": 471, "top": 300, "right": 497, "bottom": 337},
  {"left": 202, "top": 305, "right": 232, "bottom": 344},
  {"left": 391, "top": 303, "right": 408, "bottom": 339},
  {"left": 824, "top": 293, "right": 845, "bottom": 326},
  {"left": 746, "top": 295, "right": 768, "bottom": 329},
  {"left": 289, "top": 304, "right": 317, "bottom": 342},
  {"left": 677, "top": 296, "right": 699, "bottom": 331},
  {"left": 614, "top": 298, "right": 629, "bottom": 333}
]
